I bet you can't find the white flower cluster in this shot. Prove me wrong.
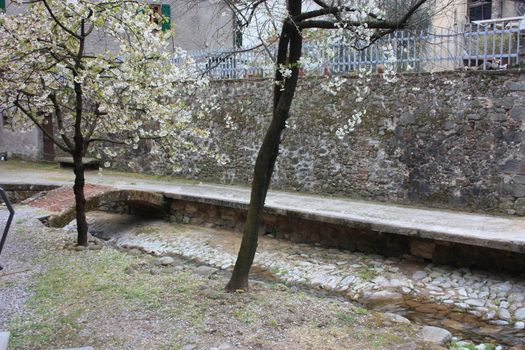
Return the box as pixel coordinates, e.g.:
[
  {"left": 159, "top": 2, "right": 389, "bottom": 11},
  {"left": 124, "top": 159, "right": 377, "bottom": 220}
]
[
  {"left": 0, "top": 0, "right": 214, "bottom": 168},
  {"left": 275, "top": 64, "right": 293, "bottom": 91},
  {"left": 224, "top": 113, "right": 238, "bottom": 130},
  {"left": 335, "top": 110, "right": 365, "bottom": 140},
  {"left": 321, "top": 76, "right": 348, "bottom": 96},
  {"left": 381, "top": 44, "right": 398, "bottom": 83}
]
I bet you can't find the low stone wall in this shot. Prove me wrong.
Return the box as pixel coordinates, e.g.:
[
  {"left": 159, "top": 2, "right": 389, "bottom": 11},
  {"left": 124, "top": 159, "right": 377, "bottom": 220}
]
[
  {"left": 101, "top": 70, "right": 525, "bottom": 216},
  {"left": 168, "top": 198, "right": 525, "bottom": 274},
  {"left": 0, "top": 184, "right": 59, "bottom": 203}
]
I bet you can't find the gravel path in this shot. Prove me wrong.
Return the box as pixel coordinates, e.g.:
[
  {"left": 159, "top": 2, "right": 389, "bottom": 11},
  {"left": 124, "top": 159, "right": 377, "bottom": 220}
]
[{"left": 0, "top": 207, "right": 43, "bottom": 329}]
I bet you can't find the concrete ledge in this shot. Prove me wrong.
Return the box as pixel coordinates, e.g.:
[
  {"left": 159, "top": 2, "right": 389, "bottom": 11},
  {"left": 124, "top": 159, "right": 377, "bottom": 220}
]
[
  {"left": 3, "top": 180, "right": 525, "bottom": 272},
  {"left": 163, "top": 191, "right": 525, "bottom": 254}
]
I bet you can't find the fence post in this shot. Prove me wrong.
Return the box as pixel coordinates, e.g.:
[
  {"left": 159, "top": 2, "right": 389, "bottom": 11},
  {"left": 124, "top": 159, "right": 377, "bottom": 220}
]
[{"left": 0, "top": 187, "right": 15, "bottom": 271}]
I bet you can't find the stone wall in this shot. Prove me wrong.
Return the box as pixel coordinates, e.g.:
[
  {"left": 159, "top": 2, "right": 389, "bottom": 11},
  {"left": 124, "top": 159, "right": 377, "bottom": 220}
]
[{"left": 102, "top": 70, "right": 525, "bottom": 216}]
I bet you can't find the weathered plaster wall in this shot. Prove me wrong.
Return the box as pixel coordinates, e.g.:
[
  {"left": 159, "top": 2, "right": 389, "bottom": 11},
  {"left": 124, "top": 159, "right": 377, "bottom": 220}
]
[
  {"left": 105, "top": 70, "right": 525, "bottom": 216},
  {"left": 0, "top": 116, "right": 42, "bottom": 160}
]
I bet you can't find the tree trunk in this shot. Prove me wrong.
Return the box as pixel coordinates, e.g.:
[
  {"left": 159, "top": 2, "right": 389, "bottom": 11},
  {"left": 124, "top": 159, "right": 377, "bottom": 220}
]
[
  {"left": 226, "top": 0, "right": 303, "bottom": 291},
  {"left": 72, "top": 154, "right": 88, "bottom": 246}
]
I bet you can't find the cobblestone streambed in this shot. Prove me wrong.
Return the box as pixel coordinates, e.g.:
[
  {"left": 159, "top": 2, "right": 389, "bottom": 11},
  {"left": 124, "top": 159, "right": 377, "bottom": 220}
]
[{"left": 83, "top": 211, "right": 525, "bottom": 349}]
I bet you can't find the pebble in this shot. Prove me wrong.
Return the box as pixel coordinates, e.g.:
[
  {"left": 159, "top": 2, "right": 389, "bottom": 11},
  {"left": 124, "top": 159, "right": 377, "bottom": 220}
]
[
  {"left": 111, "top": 223, "right": 525, "bottom": 329},
  {"left": 515, "top": 307, "right": 525, "bottom": 320},
  {"left": 466, "top": 299, "right": 485, "bottom": 307},
  {"left": 365, "top": 291, "right": 403, "bottom": 304},
  {"left": 195, "top": 265, "right": 218, "bottom": 277},
  {"left": 498, "top": 308, "right": 511, "bottom": 320},
  {"left": 154, "top": 256, "right": 175, "bottom": 266},
  {"left": 412, "top": 271, "right": 427, "bottom": 280},
  {"left": 421, "top": 326, "right": 452, "bottom": 345},
  {"left": 384, "top": 312, "right": 411, "bottom": 324},
  {"left": 514, "top": 321, "right": 525, "bottom": 330}
]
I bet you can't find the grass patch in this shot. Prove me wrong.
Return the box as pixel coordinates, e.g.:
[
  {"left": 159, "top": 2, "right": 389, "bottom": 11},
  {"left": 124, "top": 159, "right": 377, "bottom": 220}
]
[
  {"left": 336, "top": 312, "right": 354, "bottom": 323},
  {"left": 8, "top": 249, "right": 200, "bottom": 349}
]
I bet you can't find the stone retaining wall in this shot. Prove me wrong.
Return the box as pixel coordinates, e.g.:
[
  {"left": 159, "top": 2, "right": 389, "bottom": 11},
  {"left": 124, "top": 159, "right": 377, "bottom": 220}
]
[
  {"left": 168, "top": 198, "right": 525, "bottom": 274},
  {"left": 102, "top": 70, "right": 524, "bottom": 215},
  {"left": 0, "top": 184, "right": 59, "bottom": 203}
]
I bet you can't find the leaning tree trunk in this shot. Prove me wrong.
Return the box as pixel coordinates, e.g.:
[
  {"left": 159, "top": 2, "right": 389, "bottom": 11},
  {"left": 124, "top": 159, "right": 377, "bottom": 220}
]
[
  {"left": 72, "top": 152, "right": 89, "bottom": 246},
  {"left": 226, "top": 0, "right": 303, "bottom": 291}
]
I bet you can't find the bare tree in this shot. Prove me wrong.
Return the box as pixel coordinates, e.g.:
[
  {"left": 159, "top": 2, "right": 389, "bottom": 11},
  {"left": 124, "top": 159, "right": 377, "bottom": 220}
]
[{"left": 222, "top": 0, "right": 433, "bottom": 291}]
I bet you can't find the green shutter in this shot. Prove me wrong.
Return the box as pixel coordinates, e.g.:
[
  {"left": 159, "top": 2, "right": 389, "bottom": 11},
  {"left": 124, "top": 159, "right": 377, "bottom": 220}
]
[
  {"left": 0, "top": 0, "right": 6, "bottom": 12},
  {"left": 161, "top": 4, "right": 171, "bottom": 31}
]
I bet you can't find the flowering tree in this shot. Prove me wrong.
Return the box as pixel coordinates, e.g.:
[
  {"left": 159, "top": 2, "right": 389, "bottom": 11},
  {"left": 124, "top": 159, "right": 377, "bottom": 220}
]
[
  {"left": 0, "top": 0, "right": 208, "bottom": 246},
  {"left": 223, "top": 0, "right": 432, "bottom": 291}
]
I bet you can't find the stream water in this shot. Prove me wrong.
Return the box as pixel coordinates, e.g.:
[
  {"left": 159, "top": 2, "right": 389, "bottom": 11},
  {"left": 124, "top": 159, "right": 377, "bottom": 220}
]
[{"left": 83, "top": 211, "right": 525, "bottom": 348}]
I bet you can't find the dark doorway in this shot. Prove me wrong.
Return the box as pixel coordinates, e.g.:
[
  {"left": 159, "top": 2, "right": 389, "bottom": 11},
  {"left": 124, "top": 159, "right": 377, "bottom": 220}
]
[{"left": 42, "top": 115, "right": 54, "bottom": 161}]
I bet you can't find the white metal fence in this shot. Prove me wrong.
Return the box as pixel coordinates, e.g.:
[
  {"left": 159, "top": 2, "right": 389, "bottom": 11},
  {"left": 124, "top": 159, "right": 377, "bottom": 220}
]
[{"left": 180, "top": 18, "right": 523, "bottom": 79}]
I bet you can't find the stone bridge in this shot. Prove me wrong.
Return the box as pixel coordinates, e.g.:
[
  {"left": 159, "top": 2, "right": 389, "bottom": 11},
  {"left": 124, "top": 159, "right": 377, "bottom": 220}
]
[{"left": 18, "top": 185, "right": 166, "bottom": 227}]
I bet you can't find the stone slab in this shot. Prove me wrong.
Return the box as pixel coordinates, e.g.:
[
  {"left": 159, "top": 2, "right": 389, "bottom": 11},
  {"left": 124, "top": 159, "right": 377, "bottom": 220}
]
[
  {"left": 0, "top": 332, "right": 9, "bottom": 350},
  {"left": 1, "top": 164, "right": 525, "bottom": 254}
]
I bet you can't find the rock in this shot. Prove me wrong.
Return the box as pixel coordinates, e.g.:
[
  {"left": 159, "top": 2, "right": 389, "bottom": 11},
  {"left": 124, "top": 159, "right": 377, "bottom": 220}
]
[
  {"left": 365, "top": 291, "right": 403, "bottom": 304},
  {"left": 465, "top": 299, "right": 485, "bottom": 307},
  {"left": 489, "top": 320, "right": 509, "bottom": 326},
  {"left": 160, "top": 257, "right": 175, "bottom": 266},
  {"left": 515, "top": 307, "right": 525, "bottom": 320},
  {"left": 421, "top": 326, "right": 452, "bottom": 345},
  {"left": 128, "top": 248, "right": 141, "bottom": 255},
  {"left": 182, "top": 345, "right": 196, "bottom": 350},
  {"left": 384, "top": 312, "right": 411, "bottom": 324},
  {"left": 388, "top": 279, "right": 403, "bottom": 288},
  {"left": 498, "top": 308, "right": 511, "bottom": 320},
  {"left": 74, "top": 245, "right": 87, "bottom": 251},
  {"left": 508, "top": 293, "right": 525, "bottom": 304},
  {"left": 412, "top": 271, "right": 428, "bottom": 280},
  {"left": 514, "top": 321, "right": 525, "bottom": 330},
  {"left": 340, "top": 275, "right": 356, "bottom": 286},
  {"left": 456, "top": 287, "right": 468, "bottom": 297},
  {"left": 218, "top": 344, "right": 232, "bottom": 350},
  {"left": 492, "top": 282, "right": 512, "bottom": 293},
  {"left": 154, "top": 256, "right": 175, "bottom": 266},
  {"left": 195, "top": 265, "right": 218, "bottom": 277}
]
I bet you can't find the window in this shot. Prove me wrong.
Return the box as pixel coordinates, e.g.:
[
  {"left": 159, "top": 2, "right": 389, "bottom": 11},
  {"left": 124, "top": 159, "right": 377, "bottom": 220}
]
[
  {"left": 468, "top": 0, "right": 492, "bottom": 22},
  {"left": 518, "top": 0, "right": 525, "bottom": 16},
  {"left": 148, "top": 4, "right": 171, "bottom": 31},
  {"left": 234, "top": 18, "right": 243, "bottom": 48}
]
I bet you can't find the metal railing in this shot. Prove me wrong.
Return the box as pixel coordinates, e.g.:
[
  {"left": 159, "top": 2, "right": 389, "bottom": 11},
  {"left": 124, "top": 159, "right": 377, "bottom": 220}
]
[
  {"left": 0, "top": 187, "right": 15, "bottom": 271},
  {"left": 178, "top": 18, "right": 523, "bottom": 79}
]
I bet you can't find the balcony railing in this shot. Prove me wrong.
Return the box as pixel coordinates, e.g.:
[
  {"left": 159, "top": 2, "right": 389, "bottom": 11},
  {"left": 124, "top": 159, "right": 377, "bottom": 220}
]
[{"left": 176, "top": 17, "right": 523, "bottom": 79}]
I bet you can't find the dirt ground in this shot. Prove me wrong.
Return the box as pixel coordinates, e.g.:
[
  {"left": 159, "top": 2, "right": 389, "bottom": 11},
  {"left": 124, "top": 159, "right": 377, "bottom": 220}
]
[{"left": 0, "top": 206, "right": 444, "bottom": 350}]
